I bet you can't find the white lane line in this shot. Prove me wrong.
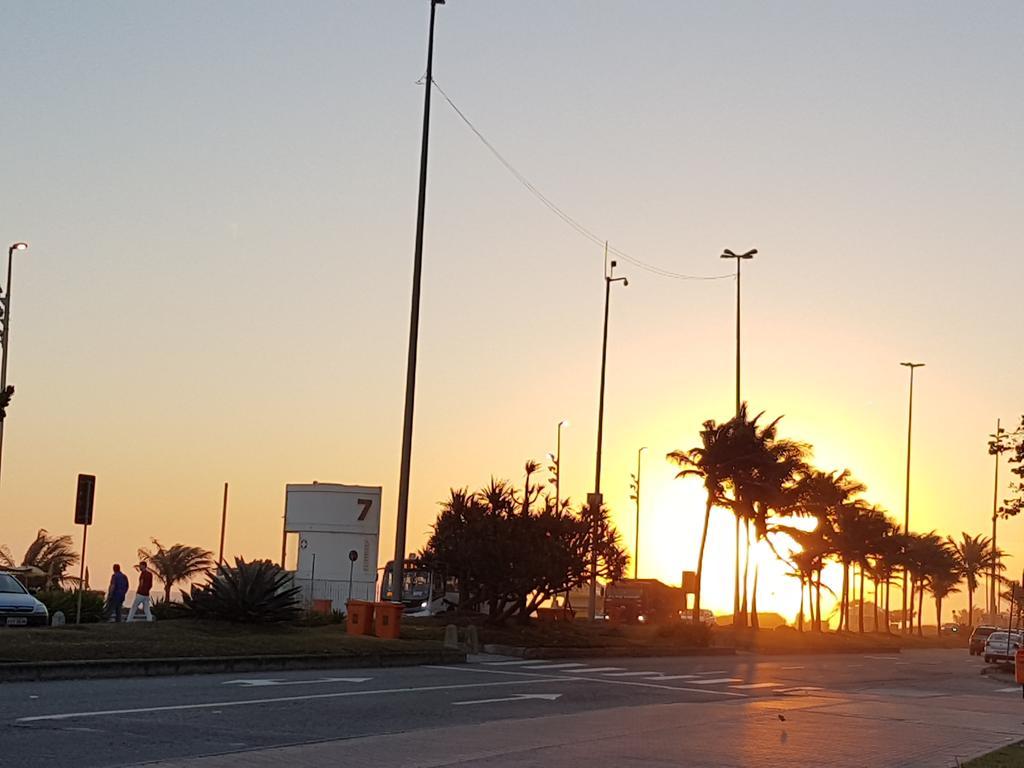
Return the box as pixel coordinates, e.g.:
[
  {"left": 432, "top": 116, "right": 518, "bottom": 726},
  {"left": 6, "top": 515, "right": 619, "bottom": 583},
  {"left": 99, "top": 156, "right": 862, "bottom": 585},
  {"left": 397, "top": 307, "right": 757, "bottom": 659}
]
[
  {"left": 452, "top": 693, "right": 562, "bottom": 706},
  {"left": 642, "top": 675, "right": 699, "bottom": 681},
  {"left": 689, "top": 678, "right": 742, "bottom": 685},
  {"left": 864, "top": 655, "right": 900, "bottom": 660},
  {"left": 518, "top": 663, "right": 587, "bottom": 670},
  {"left": 568, "top": 667, "right": 625, "bottom": 674},
  {"left": 777, "top": 686, "right": 823, "bottom": 693},
  {"left": 731, "top": 682, "right": 781, "bottom": 690},
  {"left": 603, "top": 671, "right": 661, "bottom": 677},
  {"left": 221, "top": 677, "right": 371, "bottom": 688},
  {"left": 693, "top": 670, "right": 727, "bottom": 675},
  {"left": 15, "top": 677, "right": 563, "bottom": 723},
  {"left": 482, "top": 660, "right": 541, "bottom": 666},
  {"left": 425, "top": 665, "right": 745, "bottom": 698},
  {"left": 780, "top": 665, "right": 804, "bottom": 670},
  {"left": 996, "top": 687, "right": 1022, "bottom": 693}
]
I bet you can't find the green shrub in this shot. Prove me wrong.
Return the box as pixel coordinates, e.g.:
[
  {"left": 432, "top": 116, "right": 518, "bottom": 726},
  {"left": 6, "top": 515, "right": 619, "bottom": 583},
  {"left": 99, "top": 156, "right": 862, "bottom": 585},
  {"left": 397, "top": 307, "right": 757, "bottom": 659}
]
[
  {"left": 36, "top": 589, "right": 105, "bottom": 624},
  {"left": 183, "top": 558, "right": 302, "bottom": 623},
  {"left": 150, "top": 599, "right": 190, "bottom": 621}
]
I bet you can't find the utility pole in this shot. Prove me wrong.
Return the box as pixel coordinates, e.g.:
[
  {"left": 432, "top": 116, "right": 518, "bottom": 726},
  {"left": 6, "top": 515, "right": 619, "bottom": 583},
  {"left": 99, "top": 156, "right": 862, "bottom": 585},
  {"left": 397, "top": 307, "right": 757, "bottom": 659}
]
[
  {"left": 631, "top": 447, "right": 647, "bottom": 579},
  {"left": 990, "top": 419, "right": 1008, "bottom": 620},
  {"left": 392, "top": 0, "right": 445, "bottom": 605},
  {"left": 218, "top": 482, "right": 229, "bottom": 565},
  {"left": 589, "top": 248, "right": 627, "bottom": 620},
  {"left": 899, "top": 361, "right": 924, "bottom": 633},
  {"left": 720, "top": 248, "right": 756, "bottom": 625}
]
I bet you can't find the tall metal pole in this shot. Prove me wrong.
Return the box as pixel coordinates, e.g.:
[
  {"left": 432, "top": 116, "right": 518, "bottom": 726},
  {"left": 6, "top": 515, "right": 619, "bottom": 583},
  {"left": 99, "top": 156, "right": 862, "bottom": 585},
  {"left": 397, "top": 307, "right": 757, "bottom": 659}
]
[
  {"left": 991, "top": 419, "right": 1004, "bottom": 620},
  {"left": 589, "top": 251, "right": 627, "bottom": 620},
  {"left": 720, "top": 249, "right": 755, "bottom": 625},
  {"left": 218, "top": 482, "right": 229, "bottom": 565},
  {"left": 899, "top": 361, "right": 924, "bottom": 633},
  {"left": 634, "top": 447, "right": 646, "bottom": 579},
  {"left": 0, "top": 242, "right": 28, "bottom": 492},
  {"left": 555, "top": 420, "right": 566, "bottom": 510},
  {"left": 392, "top": 0, "right": 444, "bottom": 605}
]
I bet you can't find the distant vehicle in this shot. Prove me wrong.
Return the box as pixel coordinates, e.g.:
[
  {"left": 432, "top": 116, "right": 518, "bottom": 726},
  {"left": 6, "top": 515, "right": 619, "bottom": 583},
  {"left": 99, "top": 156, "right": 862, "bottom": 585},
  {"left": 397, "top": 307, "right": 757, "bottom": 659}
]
[
  {"left": 969, "top": 625, "right": 999, "bottom": 655},
  {"left": 0, "top": 572, "right": 49, "bottom": 627},
  {"left": 605, "top": 579, "right": 685, "bottom": 625},
  {"left": 680, "top": 608, "right": 716, "bottom": 626},
  {"left": 379, "top": 559, "right": 457, "bottom": 616},
  {"left": 940, "top": 623, "right": 960, "bottom": 635},
  {"left": 982, "top": 631, "right": 1023, "bottom": 664}
]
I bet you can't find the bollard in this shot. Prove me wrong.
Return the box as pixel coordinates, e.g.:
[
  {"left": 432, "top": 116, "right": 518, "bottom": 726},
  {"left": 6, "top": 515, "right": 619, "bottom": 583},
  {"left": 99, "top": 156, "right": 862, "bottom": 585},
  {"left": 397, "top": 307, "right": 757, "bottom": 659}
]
[
  {"left": 465, "top": 625, "right": 481, "bottom": 653},
  {"left": 444, "top": 624, "right": 459, "bottom": 649}
]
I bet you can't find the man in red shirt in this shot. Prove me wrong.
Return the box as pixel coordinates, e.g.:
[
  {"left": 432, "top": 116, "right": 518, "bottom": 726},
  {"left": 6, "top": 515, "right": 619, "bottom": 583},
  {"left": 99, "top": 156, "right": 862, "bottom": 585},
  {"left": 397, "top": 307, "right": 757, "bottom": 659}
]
[{"left": 127, "top": 561, "right": 155, "bottom": 622}]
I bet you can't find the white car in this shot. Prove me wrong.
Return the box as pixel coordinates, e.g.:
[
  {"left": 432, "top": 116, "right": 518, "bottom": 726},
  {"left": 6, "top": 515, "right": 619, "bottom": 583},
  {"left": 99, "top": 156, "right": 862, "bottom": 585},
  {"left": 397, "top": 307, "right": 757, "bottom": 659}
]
[{"left": 983, "top": 631, "right": 1023, "bottom": 663}]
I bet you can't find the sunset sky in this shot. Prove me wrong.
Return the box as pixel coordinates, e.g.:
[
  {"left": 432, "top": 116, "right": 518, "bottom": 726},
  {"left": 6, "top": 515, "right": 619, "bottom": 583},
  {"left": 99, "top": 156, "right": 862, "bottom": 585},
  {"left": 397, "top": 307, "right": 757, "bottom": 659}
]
[{"left": 1, "top": 2, "right": 1021, "bottom": 622}]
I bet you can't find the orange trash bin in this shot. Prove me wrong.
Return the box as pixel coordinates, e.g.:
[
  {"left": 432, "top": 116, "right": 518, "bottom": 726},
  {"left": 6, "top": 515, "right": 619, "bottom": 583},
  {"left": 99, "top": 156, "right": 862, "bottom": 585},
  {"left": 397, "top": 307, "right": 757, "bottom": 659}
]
[
  {"left": 346, "top": 600, "right": 375, "bottom": 636},
  {"left": 1015, "top": 648, "right": 1024, "bottom": 684},
  {"left": 374, "top": 602, "right": 404, "bottom": 640},
  {"left": 312, "top": 599, "right": 332, "bottom": 615}
]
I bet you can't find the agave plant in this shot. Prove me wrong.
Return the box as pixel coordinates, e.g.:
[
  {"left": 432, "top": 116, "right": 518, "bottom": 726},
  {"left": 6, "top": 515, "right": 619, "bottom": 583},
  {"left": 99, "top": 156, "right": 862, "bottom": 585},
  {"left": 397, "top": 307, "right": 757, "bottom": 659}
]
[{"left": 183, "top": 558, "right": 302, "bottom": 623}]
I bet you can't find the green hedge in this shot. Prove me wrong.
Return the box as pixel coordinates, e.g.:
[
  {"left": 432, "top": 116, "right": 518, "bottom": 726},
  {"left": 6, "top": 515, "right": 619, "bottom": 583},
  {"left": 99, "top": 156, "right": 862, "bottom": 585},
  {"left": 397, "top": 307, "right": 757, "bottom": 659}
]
[{"left": 36, "top": 590, "right": 105, "bottom": 624}]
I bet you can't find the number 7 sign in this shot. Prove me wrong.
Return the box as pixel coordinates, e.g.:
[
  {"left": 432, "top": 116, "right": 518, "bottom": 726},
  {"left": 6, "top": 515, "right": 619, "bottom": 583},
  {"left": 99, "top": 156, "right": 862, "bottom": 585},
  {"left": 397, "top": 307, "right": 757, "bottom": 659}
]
[{"left": 357, "top": 498, "right": 373, "bottom": 521}]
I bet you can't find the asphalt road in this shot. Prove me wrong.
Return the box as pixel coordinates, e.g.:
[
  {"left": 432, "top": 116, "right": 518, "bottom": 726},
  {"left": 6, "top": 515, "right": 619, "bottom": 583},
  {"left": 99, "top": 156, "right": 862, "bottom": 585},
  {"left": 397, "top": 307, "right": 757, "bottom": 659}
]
[{"left": 0, "top": 649, "right": 1020, "bottom": 767}]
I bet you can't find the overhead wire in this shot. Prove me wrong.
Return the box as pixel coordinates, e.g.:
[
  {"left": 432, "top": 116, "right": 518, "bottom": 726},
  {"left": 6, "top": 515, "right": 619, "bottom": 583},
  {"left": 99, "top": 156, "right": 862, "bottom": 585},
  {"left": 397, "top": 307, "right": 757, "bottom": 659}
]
[{"left": 430, "top": 79, "right": 734, "bottom": 282}]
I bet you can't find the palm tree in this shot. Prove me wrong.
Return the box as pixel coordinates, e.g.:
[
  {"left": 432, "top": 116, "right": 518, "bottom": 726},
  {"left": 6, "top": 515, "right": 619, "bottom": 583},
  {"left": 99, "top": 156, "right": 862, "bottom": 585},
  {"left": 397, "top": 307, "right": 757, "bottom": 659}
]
[
  {"left": 669, "top": 418, "right": 734, "bottom": 624},
  {"left": 137, "top": 539, "right": 215, "bottom": 603},
  {"left": 947, "top": 533, "right": 1002, "bottom": 630},
  {"left": 21, "top": 529, "right": 79, "bottom": 588},
  {"left": 0, "top": 544, "right": 12, "bottom": 568}
]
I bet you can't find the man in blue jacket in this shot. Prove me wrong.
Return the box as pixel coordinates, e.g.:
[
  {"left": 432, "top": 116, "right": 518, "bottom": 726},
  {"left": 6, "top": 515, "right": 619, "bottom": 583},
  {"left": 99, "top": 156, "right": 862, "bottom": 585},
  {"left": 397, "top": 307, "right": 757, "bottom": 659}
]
[{"left": 106, "top": 564, "right": 129, "bottom": 622}]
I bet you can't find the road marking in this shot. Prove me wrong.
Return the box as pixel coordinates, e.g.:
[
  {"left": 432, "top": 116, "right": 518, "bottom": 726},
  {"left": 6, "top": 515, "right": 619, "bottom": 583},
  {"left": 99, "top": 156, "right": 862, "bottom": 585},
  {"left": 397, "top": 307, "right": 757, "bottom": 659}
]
[
  {"left": 864, "top": 655, "right": 900, "bottom": 661},
  {"left": 568, "top": 667, "right": 625, "bottom": 674},
  {"left": 731, "top": 682, "right": 781, "bottom": 690},
  {"left": 690, "top": 677, "right": 742, "bottom": 685},
  {"left": 995, "top": 687, "right": 1022, "bottom": 693},
  {"left": 641, "top": 674, "right": 699, "bottom": 681},
  {"left": 604, "top": 671, "right": 661, "bottom": 677},
  {"left": 693, "top": 670, "right": 727, "bottom": 675},
  {"left": 777, "top": 686, "right": 823, "bottom": 693},
  {"left": 482, "top": 660, "right": 540, "bottom": 666},
  {"left": 425, "top": 665, "right": 745, "bottom": 698},
  {"left": 15, "top": 678, "right": 563, "bottom": 723},
  {"left": 780, "top": 665, "right": 804, "bottom": 670},
  {"left": 221, "top": 677, "right": 371, "bottom": 688},
  {"left": 519, "top": 663, "right": 586, "bottom": 670},
  {"left": 452, "top": 693, "right": 562, "bottom": 706}
]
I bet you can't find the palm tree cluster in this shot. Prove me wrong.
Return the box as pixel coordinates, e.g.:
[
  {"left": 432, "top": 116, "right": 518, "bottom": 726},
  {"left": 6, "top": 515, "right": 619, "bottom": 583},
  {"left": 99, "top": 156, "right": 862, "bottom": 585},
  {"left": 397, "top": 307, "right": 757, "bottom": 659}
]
[
  {"left": 670, "top": 404, "right": 1003, "bottom": 634},
  {"left": 137, "top": 539, "right": 215, "bottom": 603}
]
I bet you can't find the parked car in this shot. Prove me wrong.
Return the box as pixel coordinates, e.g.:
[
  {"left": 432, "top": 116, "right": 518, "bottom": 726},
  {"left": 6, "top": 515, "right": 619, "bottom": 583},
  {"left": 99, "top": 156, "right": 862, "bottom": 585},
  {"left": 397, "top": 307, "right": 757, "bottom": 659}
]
[
  {"left": 0, "top": 572, "right": 49, "bottom": 627},
  {"left": 969, "top": 625, "right": 999, "bottom": 655},
  {"left": 982, "top": 631, "right": 1023, "bottom": 664}
]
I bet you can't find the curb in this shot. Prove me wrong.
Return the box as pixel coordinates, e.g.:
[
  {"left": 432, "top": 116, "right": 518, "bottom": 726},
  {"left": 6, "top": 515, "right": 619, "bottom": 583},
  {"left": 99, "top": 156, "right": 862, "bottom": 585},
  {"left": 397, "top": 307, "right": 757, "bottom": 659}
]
[
  {"left": 0, "top": 649, "right": 466, "bottom": 683},
  {"left": 481, "top": 644, "right": 735, "bottom": 660}
]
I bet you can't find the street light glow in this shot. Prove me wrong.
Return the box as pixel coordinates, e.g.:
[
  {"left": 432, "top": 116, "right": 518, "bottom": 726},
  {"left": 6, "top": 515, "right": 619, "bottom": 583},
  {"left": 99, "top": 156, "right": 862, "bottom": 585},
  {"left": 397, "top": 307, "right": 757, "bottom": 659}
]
[{"left": 9, "top": 243, "right": 28, "bottom": 253}]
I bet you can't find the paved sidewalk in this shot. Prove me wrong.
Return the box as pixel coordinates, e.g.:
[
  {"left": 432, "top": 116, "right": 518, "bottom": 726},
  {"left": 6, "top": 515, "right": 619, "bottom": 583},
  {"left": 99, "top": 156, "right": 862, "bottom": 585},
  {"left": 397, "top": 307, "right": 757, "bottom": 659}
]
[{"left": 138, "top": 690, "right": 1024, "bottom": 768}]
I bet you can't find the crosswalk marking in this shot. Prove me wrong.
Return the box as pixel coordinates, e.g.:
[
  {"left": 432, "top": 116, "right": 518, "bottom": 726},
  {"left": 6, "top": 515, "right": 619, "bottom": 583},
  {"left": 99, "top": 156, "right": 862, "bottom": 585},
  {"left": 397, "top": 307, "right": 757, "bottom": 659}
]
[
  {"left": 518, "top": 663, "right": 586, "bottom": 670},
  {"left": 641, "top": 674, "right": 699, "bottom": 681},
  {"left": 731, "top": 682, "right": 781, "bottom": 690},
  {"left": 690, "top": 678, "right": 742, "bottom": 685},
  {"left": 604, "top": 671, "right": 661, "bottom": 677},
  {"left": 568, "top": 667, "right": 625, "bottom": 674}
]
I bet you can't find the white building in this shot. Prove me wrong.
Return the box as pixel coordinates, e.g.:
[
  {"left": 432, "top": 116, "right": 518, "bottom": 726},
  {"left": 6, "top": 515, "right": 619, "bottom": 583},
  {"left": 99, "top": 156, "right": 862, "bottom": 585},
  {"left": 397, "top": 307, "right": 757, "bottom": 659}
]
[{"left": 282, "top": 482, "right": 381, "bottom": 610}]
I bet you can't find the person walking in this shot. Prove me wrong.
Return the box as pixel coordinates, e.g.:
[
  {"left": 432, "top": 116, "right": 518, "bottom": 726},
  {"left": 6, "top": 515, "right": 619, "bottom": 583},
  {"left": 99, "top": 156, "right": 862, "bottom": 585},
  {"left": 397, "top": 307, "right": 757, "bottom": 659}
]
[
  {"left": 105, "top": 564, "right": 129, "bottom": 622},
  {"left": 127, "top": 561, "right": 155, "bottom": 622}
]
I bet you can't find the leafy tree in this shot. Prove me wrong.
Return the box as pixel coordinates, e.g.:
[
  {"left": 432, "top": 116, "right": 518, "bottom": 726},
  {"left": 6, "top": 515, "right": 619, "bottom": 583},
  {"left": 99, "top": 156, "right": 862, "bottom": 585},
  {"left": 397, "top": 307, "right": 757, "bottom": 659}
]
[
  {"left": 137, "top": 539, "right": 215, "bottom": 603},
  {"left": 184, "top": 558, "right": 301, "bottom": 623},
  {"left": 947, "top": 533, "right": 1002, "bottom": 630},
  {"left": 0, "top": 384, "right": 14, "bottom": 421},
  {"left": 21, "top": 529, "right": 79, "bottom": 588},
  {"left": 421, "top": 471, "right": 628, "bottom": 624}
]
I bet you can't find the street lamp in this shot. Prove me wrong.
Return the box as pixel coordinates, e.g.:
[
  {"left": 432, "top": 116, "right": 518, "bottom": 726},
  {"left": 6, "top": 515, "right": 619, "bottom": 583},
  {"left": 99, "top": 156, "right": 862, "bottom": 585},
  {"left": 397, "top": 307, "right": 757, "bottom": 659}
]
[
  {"left": 589, "top": 256, "right": 627, "bottom": 620},
  {"left": 392, "top": 0, "right": 445, "bottom": 605},
  {"left": 630, "top": 446, "right": 647, "bottom": 579},
  {"left": 899, "top": 361, "right": 924, "bottom": 633},
  {"left": 989, "top": 420, "right": 1011, "bottom": 620},
  {"left": 0, "top": 242, "right": 29, "bottom": 490},
  {"left": 720, "top": 247, "right": 756, "bottom": 623}
]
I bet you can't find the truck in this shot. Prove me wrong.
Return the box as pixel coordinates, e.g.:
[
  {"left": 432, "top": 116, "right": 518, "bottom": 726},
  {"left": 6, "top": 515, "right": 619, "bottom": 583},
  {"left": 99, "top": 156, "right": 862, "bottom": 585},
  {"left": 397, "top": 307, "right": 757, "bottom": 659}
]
[{"left": 604, "top": 578, "right": 687, "bottom": 624}]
